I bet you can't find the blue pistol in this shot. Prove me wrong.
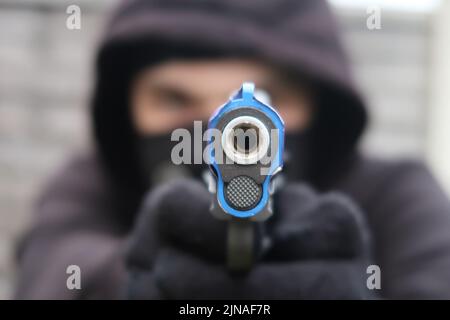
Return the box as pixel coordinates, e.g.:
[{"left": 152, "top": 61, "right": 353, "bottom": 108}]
[{"left": 206, "top": 82, "right": 285, "bottom": 272}]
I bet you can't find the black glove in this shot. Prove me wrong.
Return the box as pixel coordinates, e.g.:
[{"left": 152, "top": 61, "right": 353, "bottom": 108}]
[{"left": 125, "top": 179, "right": 373, "bottom": 299}]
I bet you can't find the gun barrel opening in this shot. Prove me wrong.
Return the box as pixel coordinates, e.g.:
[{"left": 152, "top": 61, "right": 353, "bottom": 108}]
[
  {"left": 222, "top": 116, "right": 270, "bottom": 165},
  {"left": 233, "top": 123, "right": 259, "bottom": 154}
]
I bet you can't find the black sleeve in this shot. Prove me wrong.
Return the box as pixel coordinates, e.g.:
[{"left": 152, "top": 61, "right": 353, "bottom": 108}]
[
  {"left": 14, "top": 154, "right": 127, "bottom": 299},
  {"left": 367, "top": 161, "right": 450, "bottom": 299}
]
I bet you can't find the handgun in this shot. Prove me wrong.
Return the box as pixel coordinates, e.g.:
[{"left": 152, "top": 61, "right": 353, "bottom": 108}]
[{"left": 206, "top": 82, "right": 285, "bottom": 272}]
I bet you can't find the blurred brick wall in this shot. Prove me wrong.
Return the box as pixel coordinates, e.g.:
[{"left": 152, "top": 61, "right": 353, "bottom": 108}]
[
  {"left": 338, "top": 9, "right": 431, "bottom": 158},
  {"left": 0, "top": 0, "right": 115, "bottom": 298},
  {"left": 0, "top": 0, "right": 432, "bottom": 299}
]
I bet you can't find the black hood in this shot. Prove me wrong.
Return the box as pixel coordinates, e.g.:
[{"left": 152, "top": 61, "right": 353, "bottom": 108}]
[{"left": 92, "top": 0, "right": 368, "bottom": 205}]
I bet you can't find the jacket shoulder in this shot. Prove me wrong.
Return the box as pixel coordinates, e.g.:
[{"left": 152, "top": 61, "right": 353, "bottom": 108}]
[
  {"left": 40, "top": 152, "right": 111, "bottom": 201},
  {"left": 339, "top": 156, "right": 450, "bottom": 298},
  {"left": 32, "top": 151, "right": 118, "bottom": 230},
  {"left": 337, "top": 156, "right": 443, "bottom": 208}
]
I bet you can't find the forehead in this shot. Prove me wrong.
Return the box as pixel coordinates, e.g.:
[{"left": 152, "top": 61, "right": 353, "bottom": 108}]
[{"left": 136, "top": 58, "right": 275, "bottom": 96}]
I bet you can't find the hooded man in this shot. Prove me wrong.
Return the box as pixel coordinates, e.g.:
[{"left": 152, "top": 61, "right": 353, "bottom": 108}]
[{"left": 14, "top": 0, "right": 450, "bottom": 299}]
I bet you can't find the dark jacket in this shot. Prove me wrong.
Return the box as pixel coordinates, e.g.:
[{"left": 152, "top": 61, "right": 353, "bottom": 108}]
[{"left": 14, "top": 0, "right": 450, "bottom": 299}]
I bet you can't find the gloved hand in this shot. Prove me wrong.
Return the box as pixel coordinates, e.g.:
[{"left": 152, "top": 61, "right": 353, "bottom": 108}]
[{"left": 125, "top": 179, "right": 373, "bottom": 299}]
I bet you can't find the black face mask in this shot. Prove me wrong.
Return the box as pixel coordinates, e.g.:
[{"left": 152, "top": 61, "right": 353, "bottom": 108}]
[
  {"left": 136, "top": 126, "right": 208, "bottom": 187},
  {"left": 283, "top": 130, "right": 310, "bottom": 182},
  {"left": 136, "top": 128, "right": 309, "bottom": 188}
]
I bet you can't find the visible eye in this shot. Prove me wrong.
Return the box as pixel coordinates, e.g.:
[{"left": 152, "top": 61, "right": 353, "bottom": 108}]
[{"left": 156, "top": 89, "right": 191, "bottom": 111}]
